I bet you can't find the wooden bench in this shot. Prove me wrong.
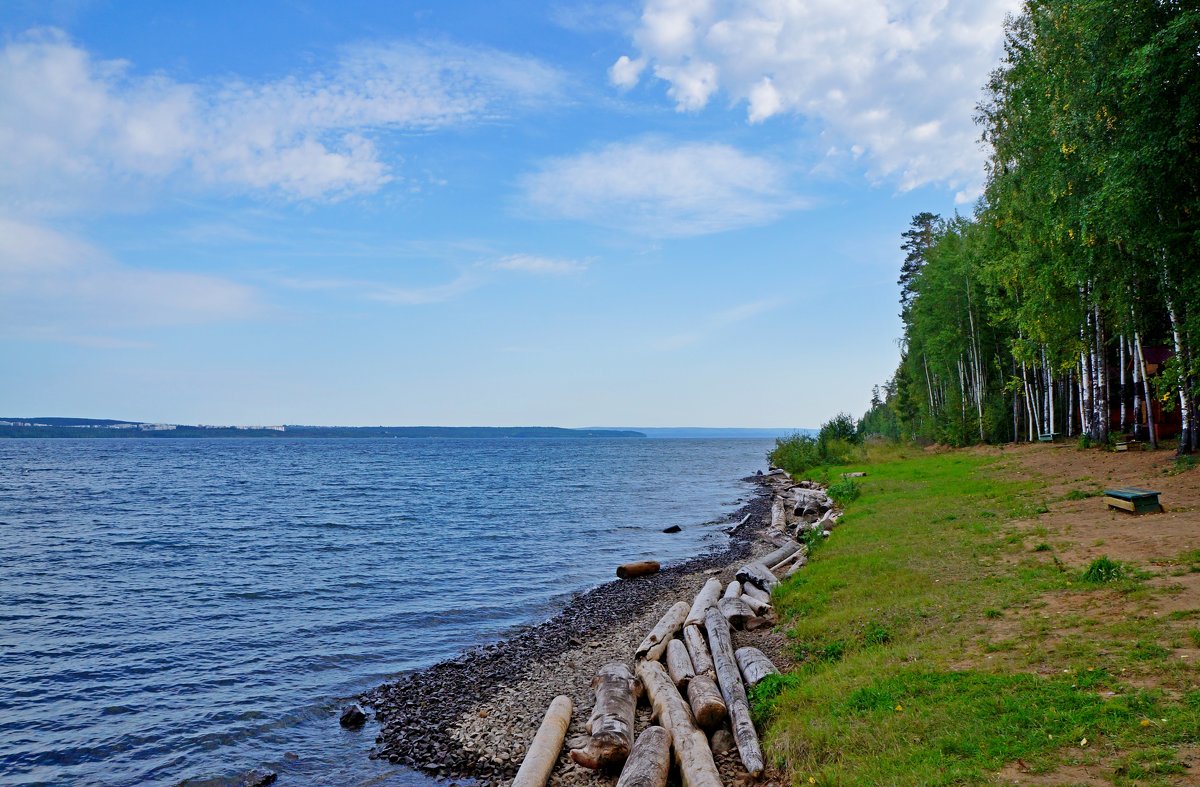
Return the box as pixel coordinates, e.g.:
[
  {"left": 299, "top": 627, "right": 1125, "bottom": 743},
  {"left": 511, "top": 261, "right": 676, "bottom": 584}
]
[
  {"left": 1104, "top": 486, "right": 1162, "bottom": 515},
  {"left": 1037, "top": 432, "right": 1055, "bottom": 442}
]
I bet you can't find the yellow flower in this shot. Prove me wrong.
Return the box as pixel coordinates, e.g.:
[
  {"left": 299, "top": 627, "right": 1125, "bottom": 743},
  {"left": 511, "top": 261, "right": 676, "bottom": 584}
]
[
  {"left": 1140, "top": 719, "right": 1151, "bottom": 727},
  {"left": 895, "top": 704, "right": 904, "bottom": 712},
  {"left": 809, "top": 778, "right": 817, "bottom": 784}
]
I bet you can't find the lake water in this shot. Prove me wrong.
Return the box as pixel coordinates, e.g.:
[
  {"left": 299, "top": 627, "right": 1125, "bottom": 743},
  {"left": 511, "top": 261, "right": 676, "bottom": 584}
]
[{"left": 0, "top": 438, "right": 772, "bottom": 785}]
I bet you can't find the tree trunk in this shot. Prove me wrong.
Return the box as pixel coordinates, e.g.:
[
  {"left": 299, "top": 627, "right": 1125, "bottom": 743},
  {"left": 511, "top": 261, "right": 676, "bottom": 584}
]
[
  {"left": 1166, "top": 296, "right": 1193, "bottom": 454},
  {"left": 703, "top": 608, "right": 764, "bottom": 777},
  {"left": 513, "top": 695, "right": 573, "bottom": 787},
  {"left": 770, "top": 496, "right": 787, "bottom": 532},
  {"left": 717, "top": 596, "right": 756, "bottom": 629},
  {"left": 686, "top": 674, "right": 727, "bottom": 730},
  {"left": 685, "top": 579, "right": 723, "bottom": 627},
  {"left": 636, "top": 602, "right": 690, "bottom": 662},
  {"left": 617, "top": 561, "right": 660, "bottom": 579},
  {"left": 1134, "top": 329, "right": 1158, "bottom": 449},
  {"left": 666, "top": 640, "right": 695, "bottom": 689},
  {"left": 1119, "top": 334, "right": 1128, "bottom": 433},
  {"left": 636, "top": 660, "right": 723, "bottom": 787},
  {"left": 758, "top": 540, "right": 800, "bottom": 568},
  {"left": 614, "top": 726, "right": 671, "bottom": 787},
  {"left": 734, "top": 562, "right": 778, "bottom": 593},
  {"left": 681, "top": 624, "right": 715, "bottom": 676},
  {"left": 741, "top": 582, "right": 771, "bottom": 604},
  {"left": 734, "top": 647, "right": 779, "bottom": 689},
  {"left": 570, "top": 664, "right": 640, "bottom": 770}
]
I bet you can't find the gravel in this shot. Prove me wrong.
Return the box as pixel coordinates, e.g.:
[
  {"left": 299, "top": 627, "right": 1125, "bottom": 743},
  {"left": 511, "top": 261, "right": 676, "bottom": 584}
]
[{"left": 360, "top": 476, "right": 792, "bottom": 786}]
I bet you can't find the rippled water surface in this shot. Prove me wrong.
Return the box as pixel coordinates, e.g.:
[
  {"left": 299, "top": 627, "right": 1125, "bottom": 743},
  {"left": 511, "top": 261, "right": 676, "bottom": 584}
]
[{"left": 0, "top": 438, "right": 772, "bottom": 785}]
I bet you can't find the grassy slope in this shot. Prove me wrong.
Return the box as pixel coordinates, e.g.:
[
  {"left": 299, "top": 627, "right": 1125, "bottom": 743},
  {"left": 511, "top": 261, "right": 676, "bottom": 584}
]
[{"left": 754, "top": 447, "right": 1200, "bottom": 785}]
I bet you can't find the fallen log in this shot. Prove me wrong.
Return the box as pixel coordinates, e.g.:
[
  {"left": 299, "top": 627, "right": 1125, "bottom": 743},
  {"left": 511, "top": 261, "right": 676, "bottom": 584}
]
[
  {"left": 735, "top": 561, "right": 778, "bottom": 593},
  {"left": 570, "top": 663, "right": 640, "bottom": 770},
  {"left": 759, "top": 540, "right": 801, "bottom": 568},
  {"left": 513, "top": 695, "right": 573, "bottom": 787},
  {"left": 614, "top": 726, "right": 671, "bottom": 787},
  {"left": 729, "top": 512, "right": 753, "bottom": 533},
  {"left": 636, "top": 601, "right": 690, "bottom": 662},
  {"left": 770, "top": 546, "right": 807, "bottom": 574},
  {"left": 770, "top": 496, "right": 787, "bottom": 531},
  {"left": 617, "top": 561, "right": 660, "bottom": 579},
  {"left": 734, "top": 647, "right": 779, "bottom": 689},
  {"left": 636, "top": 660, "right": 722, "bottom": 787},
  {"left": 704, "top": 608, "right": 764, "bottom": 777},
  {"left": 741, "top": 583, "right": 770, "bottom": 604},
  {"left": 717, "top": 596, "right": 756, "bottom": 629},
  {"left": 685, "top": 578, "right": 723, "bottom": 627},
  {"left": 737, "top": 593, "right": 771, "bottom": 616},
  {"left": 783, "top": 553, "right": 808, "bottom": 577},
  {"left": 682, "top": 624, "right": 715, "bottom": 676},
  {"left": 686, "top": 673, "right": 727, "bottom": 729},
  {"left": 723, "top": 580, "right": 742, "bottom": 600},
  {"left": 666, "top": 639, "right": 695, "bottom": 688}
]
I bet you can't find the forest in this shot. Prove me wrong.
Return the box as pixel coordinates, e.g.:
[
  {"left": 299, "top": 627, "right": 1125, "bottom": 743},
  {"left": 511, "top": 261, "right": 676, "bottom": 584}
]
[{"left": 861, "top": 0, "right": 1199, "bottom": 453}]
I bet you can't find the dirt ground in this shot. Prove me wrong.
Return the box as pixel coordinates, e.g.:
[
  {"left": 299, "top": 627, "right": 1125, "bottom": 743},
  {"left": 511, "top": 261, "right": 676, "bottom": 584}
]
[{"left": 980, "top": 443, "right": 1200, "bottom": 785}]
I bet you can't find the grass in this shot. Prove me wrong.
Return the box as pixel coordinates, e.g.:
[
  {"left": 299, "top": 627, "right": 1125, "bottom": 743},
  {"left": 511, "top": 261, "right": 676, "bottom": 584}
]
[{"left": 758, "top": 445, "right": 1200, "bottom": 785}]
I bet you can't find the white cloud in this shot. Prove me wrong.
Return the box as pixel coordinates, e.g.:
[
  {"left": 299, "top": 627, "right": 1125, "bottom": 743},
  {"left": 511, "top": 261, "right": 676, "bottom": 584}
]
[
  {"left": 0, "top": 29, "right": 563, "bottom": 212},
  {"left": 0, "top": 217, "right": 256, "bottom": 341},
  {"left": 608, "top": 55, "right": 646, "bottom": 89},
  {"left": 520, "top": 138, "right": 807, "bottom": 236},
  {"left": 494, "top": 254, "right": 588, "bottom": 275},
  {"left": 614, "top": 0, "right": 1021, "bottom": 196}
]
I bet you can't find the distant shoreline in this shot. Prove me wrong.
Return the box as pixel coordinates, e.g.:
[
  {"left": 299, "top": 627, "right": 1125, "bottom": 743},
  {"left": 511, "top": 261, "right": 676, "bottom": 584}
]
[{"left": 0, "top": 421, "right": 646, "bottom": 439}]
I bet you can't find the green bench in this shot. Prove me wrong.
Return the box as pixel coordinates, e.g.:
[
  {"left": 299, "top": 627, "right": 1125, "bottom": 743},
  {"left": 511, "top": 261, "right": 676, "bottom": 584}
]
[
  {"left": 1104, "top": 486, "right": 1162, "bottom": 515},
  {"left": 1037, "top": 432, "right": 1055, "bottom": 442}
]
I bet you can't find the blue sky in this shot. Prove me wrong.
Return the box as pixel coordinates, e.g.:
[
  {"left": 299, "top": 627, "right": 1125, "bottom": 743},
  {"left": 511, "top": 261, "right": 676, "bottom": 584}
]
[{"left": 0, "top": 0, "right": 1018, "bottom": 427}]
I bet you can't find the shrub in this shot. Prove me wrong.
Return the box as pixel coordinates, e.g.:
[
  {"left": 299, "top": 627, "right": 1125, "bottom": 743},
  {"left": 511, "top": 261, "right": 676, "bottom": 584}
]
[
  {"left": 768, "top": 415, "right": 866, "bottom": 475},
  {"left": 828, "top": 477, "right": 861, "bottom": 505}
]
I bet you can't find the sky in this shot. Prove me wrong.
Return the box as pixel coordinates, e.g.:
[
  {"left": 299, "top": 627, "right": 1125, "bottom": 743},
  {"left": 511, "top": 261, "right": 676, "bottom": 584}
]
[{"left": 0, "top": 0, "right": 1020, "bottom": 427}]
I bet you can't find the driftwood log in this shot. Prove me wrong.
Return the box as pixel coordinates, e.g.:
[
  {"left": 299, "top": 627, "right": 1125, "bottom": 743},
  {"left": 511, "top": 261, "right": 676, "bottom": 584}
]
[
  {"left": 759, "top": 540, "right": 800, "bottom": 568},
  {"left": 513, "top": 695, "right": 573, "bottom": 787},
  {"left": 735, "top": 647, "right": 779, "bottom": 689},
  {"left": 704, "top": 608, "right": 764, "bottom": 777},
  {"left": 736, "top": 593, "right": 771, "bottom": 616},
  {"left": 665, "top": 639, "right": 695, "bottom": 688},
  {"left": 685, "top": 673, "right": 727, "bottom": 729},
  {"left": 717, "top": 596, "right": 756, "bottom": 629},
  {"left": 636, "top": 660, "right": 723, "bottom": 787},
  {"left": 770, "top": 497, "right": 787, "bottom": 531},
  {"left": 735, "top": 561, "right": 778, "bottom": 593},
  {"left": 617, "top": 561, "right": 661, "bottom": 579},
  {"left": 636, "top": 601, "right": 690, "bottom": 662},
  {"left": 614, "top": 726, "right": 671, "bottom": 787},
  {"left": 682, "top": 624, "right": 715, "bottom": 676},
  {"left": 723, "top": 580, "right": 742, "bottom": 600},
  {"left": 734, "top": 561, "right": 782, "bottom": 592},
  {"left": 570, "top": 663, "right": 640, "bottom": 770},
  {"left": 685, "top": 579, "right": 723, "bottom": 627},
  {"left": 741, "top": 582, "right": 770, "bottom": 604}
]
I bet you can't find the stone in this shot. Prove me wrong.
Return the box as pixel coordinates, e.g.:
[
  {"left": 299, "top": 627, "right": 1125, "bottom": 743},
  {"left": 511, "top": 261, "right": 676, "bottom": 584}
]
[
  {"left": 238, "top": 768, "right": 277, "bottom": 787},
  {"left": 710, "top": 729, "right": 736, "bottom": 754},
  {"left": 662, "top": 525, "right": 682, "bottom": 533},
  {"left": 340, "top": 704, "right": 368, "bottom": 729}
]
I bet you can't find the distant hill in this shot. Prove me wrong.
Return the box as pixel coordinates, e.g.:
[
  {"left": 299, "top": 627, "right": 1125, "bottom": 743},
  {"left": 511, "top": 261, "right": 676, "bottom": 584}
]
[
  {"left": 590, "top": 427, "right": 816, "bottom": 439},
  {"left": 0, "top": 419, "right": 646, "bottom": 439}
]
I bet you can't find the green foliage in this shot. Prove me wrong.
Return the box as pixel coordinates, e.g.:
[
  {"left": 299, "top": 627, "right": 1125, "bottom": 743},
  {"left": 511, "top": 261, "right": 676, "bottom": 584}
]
[
  {"left": 828, "top": 477, "right": 861, "bottom": 505},
  {"left": 768, "top": 415, "right": 865, "bottom": 475},
  {"left": 1081, "top": 556, "right": 1126, "bottom": 584},
  {"left": 864, "top": 0, "right": 1200, "bottom": 450}
]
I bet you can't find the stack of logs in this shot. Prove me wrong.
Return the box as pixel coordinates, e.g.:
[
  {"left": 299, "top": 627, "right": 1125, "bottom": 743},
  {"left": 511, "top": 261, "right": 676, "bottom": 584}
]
[{"left": 511, "top": 469, "right": 837, "bottom": 787}]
